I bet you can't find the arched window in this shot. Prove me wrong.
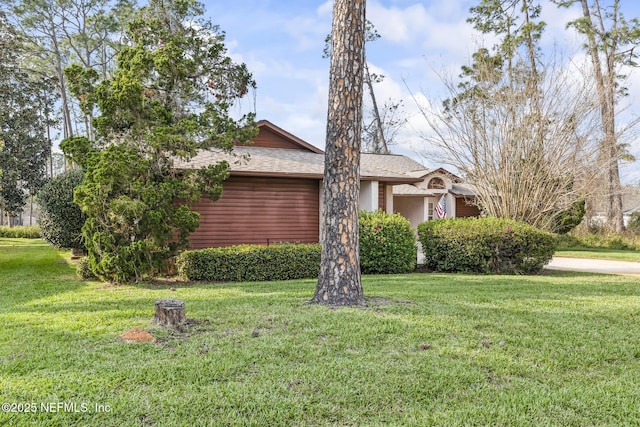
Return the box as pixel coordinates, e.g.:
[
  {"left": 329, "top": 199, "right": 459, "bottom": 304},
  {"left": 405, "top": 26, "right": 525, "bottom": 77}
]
[{"left": 427, "top": 177, "right": 445, "bottom": 189}]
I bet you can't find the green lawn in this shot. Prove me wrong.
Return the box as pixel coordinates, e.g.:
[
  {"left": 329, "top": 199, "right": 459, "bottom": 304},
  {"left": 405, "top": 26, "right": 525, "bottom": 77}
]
[
  {"left": 556, "top": 247, "right": 640, "bottom": 262},
  {"left": 2, "top": 239, "right": 640, "bottom": 426}
]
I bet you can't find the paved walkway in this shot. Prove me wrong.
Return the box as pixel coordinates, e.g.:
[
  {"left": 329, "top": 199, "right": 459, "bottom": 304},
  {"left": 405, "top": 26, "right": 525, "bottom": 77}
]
[{"left": 546, "top": 257, "right": 640, "bottom": 275}]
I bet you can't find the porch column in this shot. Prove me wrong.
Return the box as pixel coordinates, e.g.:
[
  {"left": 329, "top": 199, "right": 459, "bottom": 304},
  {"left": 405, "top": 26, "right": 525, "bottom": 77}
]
[
  {"left": 359, "top": 180, "right": 379, "bottom": 212},
  {"left": 446, "top": 193, "right": 456, "bottom": 218},
  {"left": 385, "top": 184, "right": 394, "bottom": 214}
]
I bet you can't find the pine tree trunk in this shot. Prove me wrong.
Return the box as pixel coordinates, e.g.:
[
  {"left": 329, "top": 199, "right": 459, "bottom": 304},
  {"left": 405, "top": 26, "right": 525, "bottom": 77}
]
[
  {"left": 312, "top": 0, "right": 366, "bottom": 307},
  {"left": 579, "top": 0, "right": 625, "bottom": 232}
]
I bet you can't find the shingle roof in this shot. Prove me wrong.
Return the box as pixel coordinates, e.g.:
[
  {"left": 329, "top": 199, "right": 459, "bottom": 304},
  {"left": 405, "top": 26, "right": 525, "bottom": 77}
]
[
  {"left": 175, "top": 147, "right": 420, "bottom": 184},
  {"left": 451, "top": 183, "right": 477, "bottom": 197},
  {"left": 360, "top": 153, "right": 429, "bottom": 176},
  {"left": 392, "top": 184, "right": 437, "bottom": 196},
  {"left": 623, "top": 194, "right": 640, "bottom": 214},
  {"left": 392, "top": 183, "right": 476, "bottom": 197}
]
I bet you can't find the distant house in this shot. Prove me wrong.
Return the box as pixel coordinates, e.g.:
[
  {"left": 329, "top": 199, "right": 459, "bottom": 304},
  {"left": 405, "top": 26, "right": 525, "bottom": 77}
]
[
  {"left": 589, "top": 192, "right": 640, "bottom": 228},
  {"left": 176, "top": 120, "right": 479, "bottom": 248},
  {"left": 623, "top": 194, "right": 640, "bottom": 226}
]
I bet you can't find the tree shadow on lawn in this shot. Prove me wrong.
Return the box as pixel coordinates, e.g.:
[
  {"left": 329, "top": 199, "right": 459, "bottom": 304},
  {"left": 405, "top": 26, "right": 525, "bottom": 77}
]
[{"left": 0, "top": 244, "right": 85, "bottom": 307}]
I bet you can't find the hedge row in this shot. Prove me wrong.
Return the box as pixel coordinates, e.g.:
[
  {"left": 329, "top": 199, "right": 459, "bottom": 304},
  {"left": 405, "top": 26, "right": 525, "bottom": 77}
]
[
  {"left": 418, "top": 217, "right": 557, "bottom": 274},
  {"left": 0, "top": 226, "right": 41, "bottom": 239},
  {"left": 178, "top": 216, "right": 555, "bottom": 281},
  {"left": 178, "top": 211, "right": 419, "bottom": 282},
  {"left": 177, "top": 243, "right": 321, "bottom": 282}
]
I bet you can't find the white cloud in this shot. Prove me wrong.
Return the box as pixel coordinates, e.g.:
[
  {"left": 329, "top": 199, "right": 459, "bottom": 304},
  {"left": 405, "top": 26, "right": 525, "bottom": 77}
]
[
  {"left": 368, "top": 2, "right": 430, "bottom": 43},
  {"left": 200, "top": 0, "right": 640, "bottom": 182},
  {"left": 317, "top": 1, "right": 333, "bottom": 17}
]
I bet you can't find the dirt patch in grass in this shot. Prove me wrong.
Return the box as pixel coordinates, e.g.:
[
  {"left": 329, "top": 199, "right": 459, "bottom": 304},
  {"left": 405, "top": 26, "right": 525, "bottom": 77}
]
[{"left": 120, "top": 327, "right": 157, "bottom": 343}]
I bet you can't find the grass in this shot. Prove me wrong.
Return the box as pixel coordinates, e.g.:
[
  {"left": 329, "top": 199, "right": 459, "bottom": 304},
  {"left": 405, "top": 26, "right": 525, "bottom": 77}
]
[
  {"left": 2, "top": 239, "right": 640, "bottom": 426},
  {"left": 556, "top": 247, "right": 640, "bottom": 262},
  {"left": 556, "top": 231, "right": 640, "bottom": 262}
]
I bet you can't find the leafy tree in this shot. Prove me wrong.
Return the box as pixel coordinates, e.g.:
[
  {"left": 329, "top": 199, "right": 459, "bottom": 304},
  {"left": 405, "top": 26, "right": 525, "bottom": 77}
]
[
  {"left": 0, "top": 12, "right": 56, "bottom": 218},
  {"left": 63, "top": 0, "right": 256, "bottom": 283},
  {"left": 554, "top": 0, "right": 640, "bottom": 232},
  {"left": 312, "top": 0, "right": 366, "bottom": 306}
]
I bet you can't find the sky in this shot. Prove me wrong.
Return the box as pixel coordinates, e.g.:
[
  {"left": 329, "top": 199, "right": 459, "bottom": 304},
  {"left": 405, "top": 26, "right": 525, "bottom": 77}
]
[{"left": 201, "top": 0, "right": 640, "bottom": 184}]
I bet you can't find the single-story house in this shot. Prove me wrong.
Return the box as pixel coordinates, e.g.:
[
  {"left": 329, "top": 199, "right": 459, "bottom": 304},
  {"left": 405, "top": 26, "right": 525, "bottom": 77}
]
[
  {"left": 624, "top": 196, "right": 640, "bottom": 225},
  {"left": 176, "top": 120, "right": 479, "bottom": 249},
  {"left": 589, "top": 192, "right": 640, "bottom": 228}
]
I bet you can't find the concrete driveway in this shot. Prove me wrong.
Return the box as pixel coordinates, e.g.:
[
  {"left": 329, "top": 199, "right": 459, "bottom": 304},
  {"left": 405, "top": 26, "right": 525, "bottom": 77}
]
[{"left": 546, "top": 257, "right": 640, "bottom": 275}]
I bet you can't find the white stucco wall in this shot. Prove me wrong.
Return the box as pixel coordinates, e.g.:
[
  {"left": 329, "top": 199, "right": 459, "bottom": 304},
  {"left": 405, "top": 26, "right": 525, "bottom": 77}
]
[{"left": 394, "top": 197, "right": 426, "bottom": 229}]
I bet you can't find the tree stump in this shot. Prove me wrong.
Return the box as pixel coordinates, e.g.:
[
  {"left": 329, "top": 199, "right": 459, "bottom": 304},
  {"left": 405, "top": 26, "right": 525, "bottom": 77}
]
[{"left": 153, "top": 298, "right": 186, "bottom": 329}]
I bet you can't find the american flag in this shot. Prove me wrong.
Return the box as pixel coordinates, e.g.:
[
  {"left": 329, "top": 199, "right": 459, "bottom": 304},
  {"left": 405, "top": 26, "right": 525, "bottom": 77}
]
[{"left": 435, "top": 195, "right": 446, "bottom": 219}]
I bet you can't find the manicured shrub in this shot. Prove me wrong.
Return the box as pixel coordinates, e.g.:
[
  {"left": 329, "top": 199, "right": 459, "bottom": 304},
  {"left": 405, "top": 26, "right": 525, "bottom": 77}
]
[
  {"left": 177, "top": 243, "right": 321, "bottom": 282},
  {"left": 0, "top": 225, "right": 41, "bottom": 238},
  {"left": 38, "top": 169, "right": 86, "bottom": 250},
  {"left": 417, "top": 217, "right": 557, "bottom": 274},
  {"left": 359, "top": 210, "right": 417, "bottom": 274}
]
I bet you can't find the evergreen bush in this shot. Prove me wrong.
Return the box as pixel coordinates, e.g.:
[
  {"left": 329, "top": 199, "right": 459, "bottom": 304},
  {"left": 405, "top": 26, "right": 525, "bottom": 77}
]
[
  {"left": 417, "top": 217, "right": 557, "bottom": 274},
  {"left": 38, "top": 169, "right": 86, "bottom": 250},
  {"left": 76, "top": 257, "right": 97, "bottom": 280},
  {"left": 552, "top": 199, "right": 586, "bottom": 234},
  {"left": 359, "top": 210, "right": 417, "bottom": 274}
]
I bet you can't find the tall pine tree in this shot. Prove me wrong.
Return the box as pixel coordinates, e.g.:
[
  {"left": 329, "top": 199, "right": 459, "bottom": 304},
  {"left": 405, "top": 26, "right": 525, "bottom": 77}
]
[
  {"left": 555, "top": 0, "right": 640, "bottom": 231},
  {"left": 312, "top": 0, "right": 366, "bottom": 306}
]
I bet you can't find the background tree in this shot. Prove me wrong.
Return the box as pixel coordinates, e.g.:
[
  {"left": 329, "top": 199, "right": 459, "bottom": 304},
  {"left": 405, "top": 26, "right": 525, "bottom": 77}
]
[
  {"left": 419, "top": 58, "right": 600, "bottom": 230},
  {"left": 64, "top": 0, "right": 257, "bottom": 283},
  {"left": 554, "top": 0, "right": 640, "bottom": 232},
  {"left": 324, "top": 19, "right": 405, "bottom": 154},
  {"left": 416, "top": 0, "right": 602, "bottom": 230},
  {"left": 312, "top": 0, "right": 366, "bottom": 306},
  {"left": 5, "top": 0, "right": 136, "bottom": 140},
  {"left": 361, "top": 97, "right": 407, "bottom": 154},
  {"left": 0, "top": 12, "right": 56, "bottom": 223}
]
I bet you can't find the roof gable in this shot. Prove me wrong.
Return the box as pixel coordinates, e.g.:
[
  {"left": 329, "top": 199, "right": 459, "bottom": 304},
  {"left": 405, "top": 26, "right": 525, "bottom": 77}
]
[
  {"left": 421, "top": 167, "right": 463, "bottom": 183},
  {"left": 234, "top": 120, "right": 324, "bottom": 154}
]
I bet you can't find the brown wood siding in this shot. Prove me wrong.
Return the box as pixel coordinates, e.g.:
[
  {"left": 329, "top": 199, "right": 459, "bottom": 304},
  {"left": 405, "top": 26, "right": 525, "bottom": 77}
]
[
  {"left": 378, "top": 183, "right": 387, "bottom": 212},
  {"left": 235, "top": 127, "right": 307, "bottom": 150},
  {"left": 456, "top": 197, "right": 481, "bottom": 217},
  {"left": 188, "top": 176, "right": 320, "bottom": 248}
]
